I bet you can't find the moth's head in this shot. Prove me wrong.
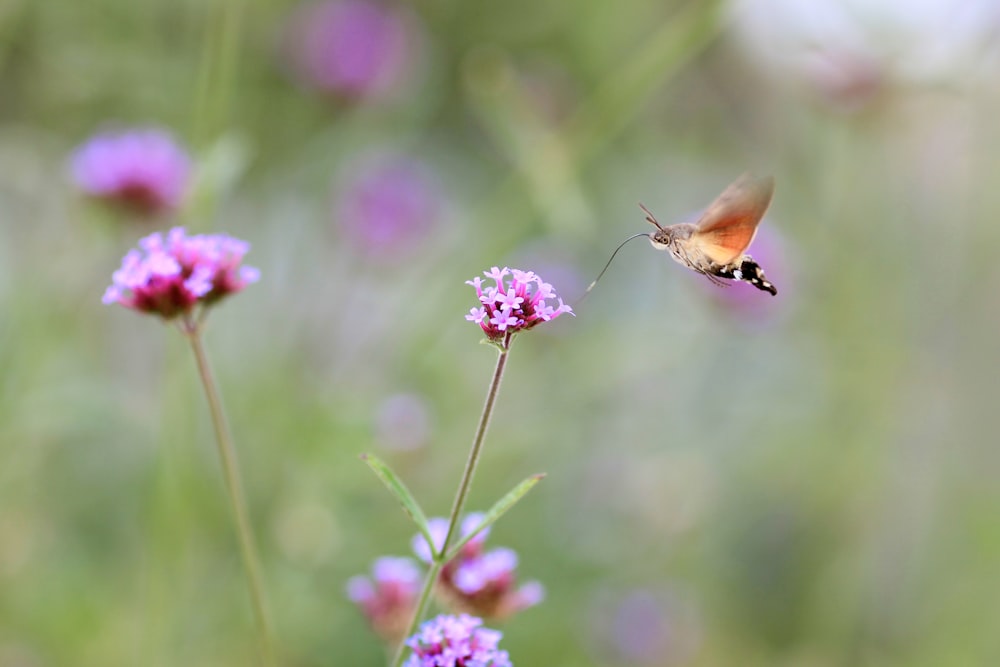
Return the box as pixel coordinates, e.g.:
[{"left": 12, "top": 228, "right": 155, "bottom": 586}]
[{"left": 648, "top": 229, "right": 672, "bottom": 250}]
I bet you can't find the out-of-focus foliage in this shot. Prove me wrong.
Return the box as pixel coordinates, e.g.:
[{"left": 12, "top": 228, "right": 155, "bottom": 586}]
[{"left": 3, "top": 0, "right": 1000, "bottom": 665}]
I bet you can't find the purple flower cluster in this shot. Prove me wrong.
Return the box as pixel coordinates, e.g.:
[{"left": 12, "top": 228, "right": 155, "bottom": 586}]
[
  {"left": 71, "top": 128, "right": 191, "bottom": 216},
  {"left": 284, "top": 0, "right": 418, "bottom": 102},
  {"left": 102, "top": 228, "right": 260, "bottom": 319},
  {"left": 346, "top": 556, "right": 422, "bottom": 644},
  {"left": 412, "top": 514, "right": 544, "bottom": 620},
  {"left": 466, "top": 267, "right": 573, "bottom": 341},
  {"left": 404, "top": 614, "right": 511, "bottom": 667}
]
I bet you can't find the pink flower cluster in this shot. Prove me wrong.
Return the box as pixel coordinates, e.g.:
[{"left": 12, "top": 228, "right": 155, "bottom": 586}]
[
  {"left": 413, "top": 514, "right": 544, "bottom": 620},
  {"left": 102, "top": 228, "right": 260, "bottom": 319},
  {"left": 346, "top": 556, "right": 422, "bottom": 644},
  {"left": 465, "top": 267, "right": 573, "bottom": 341},
  {"left": 71, "top": 128, "right": 191, "bottom": 216},
  {"left": 404, "top": 614, "right": 511, "bottom": 667}
]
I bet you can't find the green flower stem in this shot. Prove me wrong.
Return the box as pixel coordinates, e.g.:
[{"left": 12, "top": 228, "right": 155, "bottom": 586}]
[
  {"left": 183, "top": 318, "right": 275, "bottom": 666},
  {"left": 390, "top": 331, "right": 513, "bottom": 667}
]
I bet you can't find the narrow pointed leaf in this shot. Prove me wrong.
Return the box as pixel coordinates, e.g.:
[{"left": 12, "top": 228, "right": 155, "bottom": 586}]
[
  {"left": 444, "top": 473, "right": 545, "bottom": 562},
  {"left": 360, "top": 454, "right": 434, "bottom": 550}
]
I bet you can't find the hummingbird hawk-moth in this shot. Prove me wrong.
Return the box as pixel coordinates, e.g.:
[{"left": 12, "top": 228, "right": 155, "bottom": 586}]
[
  {"left": 583, "top": 173, "right": 778, "bottom": 299},
  {"left": 643, "top": 172, "right": 777, "bottom": 295}
]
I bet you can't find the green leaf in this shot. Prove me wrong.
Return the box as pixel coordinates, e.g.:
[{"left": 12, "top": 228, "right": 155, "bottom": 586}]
[
  {"left": 360, "top": 454, "right": 434, "bottom": 551},
  {"left": 443, "top": 473, "right": 546, "bottom": 562}
]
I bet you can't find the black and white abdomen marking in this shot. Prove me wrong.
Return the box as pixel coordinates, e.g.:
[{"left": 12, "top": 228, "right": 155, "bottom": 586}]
[{"left": 718, "top": 256, "right": 777, "bottom": 296}]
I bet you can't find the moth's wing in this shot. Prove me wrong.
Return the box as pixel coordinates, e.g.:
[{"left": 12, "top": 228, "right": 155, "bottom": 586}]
[{"left": 690, "top": 173, "right": 774, "bottom": 265}]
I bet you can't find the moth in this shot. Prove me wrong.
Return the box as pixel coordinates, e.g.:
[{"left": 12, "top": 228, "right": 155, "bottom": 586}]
[
  {"left": 583, "top": 173, "right": 778, "bottom": 299},
  {"left": 642, "top": 172, "right": 777, "bottom": 295}
]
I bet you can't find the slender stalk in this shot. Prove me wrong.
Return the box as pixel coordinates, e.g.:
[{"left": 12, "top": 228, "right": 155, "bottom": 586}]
[
  {"left": 183, "top": 318, "right": 275, "bottom": 666},
  {"left": 390, "top": 332, "right": 513, "bottom": 667}
]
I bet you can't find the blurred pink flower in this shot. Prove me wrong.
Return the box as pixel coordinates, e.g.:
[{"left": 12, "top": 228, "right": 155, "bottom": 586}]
[
  {"left": 729, "top": 0, "right": 1000, "bottom": 112},
  {"left": 411, "top": 514, "right": 491, "bottom": 564},
  {"left": 466, "top": 267, "right": 574, "bottom": 341},
  {"left": 334, "top": 153, "right": 442, "bottom": 257},
  {"left": 412, "top": 514, "right": 544, "bottom": 620},
  {"left": 283, "top": 0, "right": 420, "bottom": 102},
  {"left": 102, "top": 228, "right": 259, "bottom": 319},
  {"left": 347, "top": 556, "right": 422, "bottom": 644},
  {"left": 71, "top": 128, "right": 191, "bottom": 216}
]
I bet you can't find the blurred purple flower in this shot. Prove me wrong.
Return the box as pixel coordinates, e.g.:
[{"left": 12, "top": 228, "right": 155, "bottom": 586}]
[
  {"left": 335, "top": 154, "right": 442, "bottom": 257},
  {"left": 698, "top": 224, "right": 790, "bottom": 321},
  {"left": 466, "top": 267, "right": 574, "bottom": 341},
  {"left": 375, "top": 393, "right": 433, "bottom": 451},
  {"left": 411, "top": 513, "right": 491, "bottom": 564},
  {"left": 404, "top": 614, "right": 512, "bottom": 667},
  {"left": 347, "top": 556, "right": 422, "bottom": 644},
  {"left": 283, "top": 0, "right": 420, "bottom": 102},
  {"left": 412, "top": 514, "right": 543, "bottom": 620},
  {"left": 71, "top": 128, "right": 191, "bottom": 216},
  {"left": 612, "top": 589, "right": 701, "bottom": 665},
  {"left": 588, "top": 587, "right": 702, "bottom": 666},
  {"left": 102, "top": 227, "right": 260, "bottom": 319}
]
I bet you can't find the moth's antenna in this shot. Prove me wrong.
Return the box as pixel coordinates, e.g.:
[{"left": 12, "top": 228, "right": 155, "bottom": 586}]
[
  {"left": 578, "top": 232, "right": 649, "bottom": 303},
  {"left": 638, "top": 203, "right": 663, "bottom": 230}
]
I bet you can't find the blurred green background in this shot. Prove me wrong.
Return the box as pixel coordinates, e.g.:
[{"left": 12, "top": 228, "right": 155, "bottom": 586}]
[{"left": 3, "top": 0, "right": 1000, "bottom": 665}]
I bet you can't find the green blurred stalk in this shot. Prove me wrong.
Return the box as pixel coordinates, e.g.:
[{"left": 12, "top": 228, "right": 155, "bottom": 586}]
[
  {"left": 564, "top": 0, "right": 725, "bottom": 162},
  {"left": 192, "top": 0, "right": 243, "bottom": 148},
  {"left": 468, "top": 0, "right": 725, "bottom": 244},
  {"left": 183, "top": 318, "right": 275, "bottom": 666},
  {"left": 390, "top": 332, "right": 514, "bottom": 667},
  {"left": 190, "top": 0, "right": 244, "bottom": 226}
]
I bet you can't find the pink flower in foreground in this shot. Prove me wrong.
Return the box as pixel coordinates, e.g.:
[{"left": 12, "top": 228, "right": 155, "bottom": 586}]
[
  {"left": 412, "top": 515, "right": 544, "bottom": 620},
  {"left": 71, "top": 128, "right": 191, "bottom": 216},
  {"left": 466, "top": 267, "right": 573, "bottom": 341},
  {"left": 102, "top": 228, "right": 260, "bottom": 319},
  {"left": 404, "top": 614, "right": 512, "bottom": 667},
  {"left": 347, "top": 556, "right": 422, "bottom": 644}
]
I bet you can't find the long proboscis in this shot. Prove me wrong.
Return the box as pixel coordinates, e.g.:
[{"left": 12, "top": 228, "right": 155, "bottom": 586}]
[{"left": 580, "top": 232, "right": 649, "bottom": 300}]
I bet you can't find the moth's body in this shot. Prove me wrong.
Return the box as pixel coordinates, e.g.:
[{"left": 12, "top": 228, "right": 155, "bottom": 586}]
[{"left": 643, "top": 173, "right": 777, "bottom": 296}]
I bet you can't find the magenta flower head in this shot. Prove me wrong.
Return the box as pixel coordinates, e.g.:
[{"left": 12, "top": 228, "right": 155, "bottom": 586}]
[
  {"left": 102, "top": 227, "right": 260, "bottom": 320},
  {"left": 283, "top": 0, "right": 420, "bottom": 102},
  {"left": 335, "top": 154, "right": 442, "bottom": 257},
  {"left": 404, "top": 614, "right": 512, "bottom": 667},
  {"left": 412, "top": 515, "right": 544, "bottom": 620},
  {"left": 347, "top": 556, "right": 422, "bottom": 644},
  {"left": 465, "top": 267, "right": 574, "bottom": 342},
  {"left": 70, "top": 128, "right": 191, "bottom": 216}
]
